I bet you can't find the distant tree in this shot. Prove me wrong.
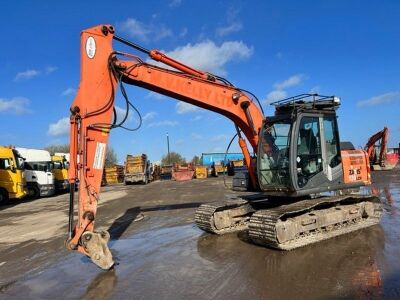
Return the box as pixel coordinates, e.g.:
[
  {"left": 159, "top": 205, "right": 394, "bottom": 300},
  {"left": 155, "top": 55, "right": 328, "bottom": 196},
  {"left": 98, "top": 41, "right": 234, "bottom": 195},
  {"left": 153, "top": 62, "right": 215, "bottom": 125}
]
[
  {"left": 45, "top": 144, "right": 117, "bottom": 167},
  {"left": 105, "top": 146, "right": 118, "bottom": 167},
  {"left": 191, "top": 155, "right": 200, "bottom": 165},
  {"left": 161, "top": 151, "right": 186, "bottom": 165},
  {"left": 44, "top": 144, "right": 70, "bottom": 155}
]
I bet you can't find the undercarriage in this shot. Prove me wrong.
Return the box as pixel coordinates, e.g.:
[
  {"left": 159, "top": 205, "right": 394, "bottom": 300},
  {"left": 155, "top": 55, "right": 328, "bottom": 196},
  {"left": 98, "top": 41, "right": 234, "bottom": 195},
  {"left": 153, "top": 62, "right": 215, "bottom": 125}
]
[{"left": 195, "top": 194, "right": 382, "bottom": 249}]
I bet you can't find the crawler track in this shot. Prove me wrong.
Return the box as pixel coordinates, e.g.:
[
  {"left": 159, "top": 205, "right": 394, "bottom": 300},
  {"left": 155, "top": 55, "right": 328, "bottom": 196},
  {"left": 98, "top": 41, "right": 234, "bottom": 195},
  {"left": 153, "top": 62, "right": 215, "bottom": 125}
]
[
  {"left": 248, "top": 195, "right": 382, "bottom": 250},
  {"left": 195, "top": 195, "right": 382, "bottom": 250},
  {"left": 195, "top": 199, "right": 253, "bottom": 234}
]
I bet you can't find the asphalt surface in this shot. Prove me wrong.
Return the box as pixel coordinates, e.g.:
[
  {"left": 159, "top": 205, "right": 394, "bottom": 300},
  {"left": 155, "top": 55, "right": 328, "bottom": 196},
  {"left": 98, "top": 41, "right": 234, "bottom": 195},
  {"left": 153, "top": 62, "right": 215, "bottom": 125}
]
[{"left": 0, "top": 170, "right": 399, "bottom": 299}]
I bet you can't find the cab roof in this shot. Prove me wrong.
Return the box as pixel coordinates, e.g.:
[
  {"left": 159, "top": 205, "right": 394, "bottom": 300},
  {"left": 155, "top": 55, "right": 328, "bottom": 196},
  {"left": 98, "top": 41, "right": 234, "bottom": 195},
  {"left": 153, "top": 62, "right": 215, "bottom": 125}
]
[{"left": 271, "top": 94, "right": 340, "bottom": 115}]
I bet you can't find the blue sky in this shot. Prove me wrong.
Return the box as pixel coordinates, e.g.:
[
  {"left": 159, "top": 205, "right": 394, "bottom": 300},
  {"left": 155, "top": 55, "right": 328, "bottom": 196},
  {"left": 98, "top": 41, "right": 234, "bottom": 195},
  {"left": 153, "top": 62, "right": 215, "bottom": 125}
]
[{"left": 1, "top": 1, "right": 399, "bottom": 163}]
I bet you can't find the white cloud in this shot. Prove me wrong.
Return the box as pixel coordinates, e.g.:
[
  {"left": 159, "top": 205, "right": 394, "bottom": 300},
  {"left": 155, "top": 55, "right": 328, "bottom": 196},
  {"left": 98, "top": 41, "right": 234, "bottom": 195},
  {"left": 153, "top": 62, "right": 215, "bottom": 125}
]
[
  {"left": 61, "top": 88, "right": 76, "bottom": 96},
  {"left": 169, "top": 0, "right": 182, "bottom": 7},
  {"left": 357, "top": 91, "right": 400, "bottom": 107},
  {"left": 14, "top": 69, "right": 40, "bottom": 81},
  {"left": 148, "top": 120, "right": 178, "bottom": 128},
  {"left": 191, "top": 115, "right": 203, "bottom": 121},
  {"left": 265, "top": 90, "right": 287, "bottom": 104},
  {"left": 264, "top": 74, "right": 306, "bottom": 104},
  {"left": 309, "top": 86, "right": 320, "bottom": 94},
  {"left": 274, "top": 74, "right": 305, "bottom": 90},
  {"left": 176, "top": 102, "right": 199, "bottom": 114},
  {"left": 0, "top": 97, "right": 30, "bottom": 114},
  {"left": 156, "top": 27, "right": 173, "bottom": 41},
  {"left": 48, "top": 117, "right": 69, "bottom": 136},
  {"left": 114, "top": 105, "right": 144, "bottom": 123},
  {"left": 145, "top": 92, "right": 167, "bottom": 100},
  {"left": 119, "top": 18, "right": 172, "bottom": 42},
  {"left": 146, "top": 92, "right": 166, "bottom": 100},
  {"left": 153, "top": 40, "right": 253, "bottom": 75},
  {"left": 119, "top": 18, "right": 150, "bottom": 41},
  {"left": 216, "top": 22, "right": 243, "bottom": 36},
  {"left": 45, "top": 66, "right": 57, "bottom": 74},
  {"left": 142, "top": 111, "right": 157, "bottom": 121},
  {"left": 114, "top": 105, "right": 131, "bottom": 122},
  {"left": 14, "top": 66, "right": 57, "bottom": 81}
]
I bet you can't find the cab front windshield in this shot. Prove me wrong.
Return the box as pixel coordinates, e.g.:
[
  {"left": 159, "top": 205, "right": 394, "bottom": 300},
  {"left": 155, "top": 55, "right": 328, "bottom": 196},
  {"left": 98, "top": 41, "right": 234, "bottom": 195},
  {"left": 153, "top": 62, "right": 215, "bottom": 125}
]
[
  {"left": 25, "top": 161, "right": 53, "bottom": 172},
  {"left": 258, "top": 120, "right": 291, "bottom": 189},
  {"left": 53, "top": 161, "right": 63, "bottom": 169},
  {"left": 52, "top": 160, "right": 69, "bottom": 170}
]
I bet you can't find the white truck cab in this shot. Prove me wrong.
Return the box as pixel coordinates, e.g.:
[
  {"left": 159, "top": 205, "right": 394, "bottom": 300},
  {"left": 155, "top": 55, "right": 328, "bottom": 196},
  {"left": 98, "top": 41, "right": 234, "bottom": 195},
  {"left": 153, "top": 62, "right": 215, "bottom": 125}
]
[{"left": 16, "top": 148, "right": 55, "bottom": 198}]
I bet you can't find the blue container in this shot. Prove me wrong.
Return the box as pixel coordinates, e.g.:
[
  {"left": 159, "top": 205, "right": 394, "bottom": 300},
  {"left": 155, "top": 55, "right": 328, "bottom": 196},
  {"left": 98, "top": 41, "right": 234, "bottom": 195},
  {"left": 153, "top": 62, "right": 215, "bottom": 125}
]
[{"left": 201, "top": 153, "right": 244, "bottom": 167}]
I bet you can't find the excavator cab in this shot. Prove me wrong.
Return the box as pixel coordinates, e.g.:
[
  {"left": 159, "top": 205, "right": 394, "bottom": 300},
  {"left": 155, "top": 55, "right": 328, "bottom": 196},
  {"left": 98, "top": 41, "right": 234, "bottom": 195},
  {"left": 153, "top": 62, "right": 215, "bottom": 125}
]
[{"left": 258, "top": 94, "right": 346, "bottom": 196}]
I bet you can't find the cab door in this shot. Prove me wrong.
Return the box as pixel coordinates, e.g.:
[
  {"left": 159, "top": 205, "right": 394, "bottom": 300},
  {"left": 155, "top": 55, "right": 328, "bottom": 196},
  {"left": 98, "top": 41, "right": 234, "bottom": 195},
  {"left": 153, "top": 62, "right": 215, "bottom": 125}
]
[
  {"left": 0, "top": 156, "right": 13, "bottom": 194},
  {"left": 294, "top": 114, "right": 323, "bottom": 188},
  {"left": 321, "top": 115, "right": 342, "bottom": 182},
  {"left": 293, "top": 113, "right": 342, "bottom": 193}
]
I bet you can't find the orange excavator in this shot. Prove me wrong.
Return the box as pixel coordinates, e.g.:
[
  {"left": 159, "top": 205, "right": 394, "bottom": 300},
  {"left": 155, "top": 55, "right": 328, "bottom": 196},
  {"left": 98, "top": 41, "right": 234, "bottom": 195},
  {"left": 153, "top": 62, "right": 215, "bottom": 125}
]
[
  {"left": 365, "top": 127, "right": 399, "bottom": 171},
  {"left": 66, "top": 25, "right": 382, "bottom": 269}
]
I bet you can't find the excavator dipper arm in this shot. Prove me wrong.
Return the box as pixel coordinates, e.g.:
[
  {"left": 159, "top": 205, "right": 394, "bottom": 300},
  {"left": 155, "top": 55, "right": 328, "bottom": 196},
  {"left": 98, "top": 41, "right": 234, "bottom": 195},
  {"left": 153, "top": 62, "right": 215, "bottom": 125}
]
[{"left": 67, "top": 25, "right": 264, "bottom": 269}]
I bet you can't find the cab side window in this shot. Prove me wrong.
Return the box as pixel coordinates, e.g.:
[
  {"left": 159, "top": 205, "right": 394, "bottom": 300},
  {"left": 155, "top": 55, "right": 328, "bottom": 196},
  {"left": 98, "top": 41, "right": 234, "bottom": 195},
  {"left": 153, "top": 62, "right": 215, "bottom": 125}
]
[
  {"left": 323, "top": 116, "right": 341, "bottom": 168},
  {"left": 0, "top": 158, "right": 11, "bottom": 170}
]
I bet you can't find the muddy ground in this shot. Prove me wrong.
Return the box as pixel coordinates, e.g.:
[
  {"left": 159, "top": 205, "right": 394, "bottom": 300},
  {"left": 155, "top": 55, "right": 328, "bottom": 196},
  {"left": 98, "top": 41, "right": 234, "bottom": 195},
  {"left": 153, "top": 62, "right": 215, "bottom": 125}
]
[{"left": 0, "top": 170, "right": 399, "bottom": 299}]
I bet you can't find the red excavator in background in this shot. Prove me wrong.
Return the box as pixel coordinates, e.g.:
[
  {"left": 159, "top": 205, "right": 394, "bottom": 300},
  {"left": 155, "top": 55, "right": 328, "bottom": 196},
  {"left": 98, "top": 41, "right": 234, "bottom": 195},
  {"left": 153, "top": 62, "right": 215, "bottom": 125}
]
[
  {"left": 365, "top": 127, "right": 399, "bottom": 171},
  {"left": 66, "top": 25, "right": 381, "bottom": 269}
]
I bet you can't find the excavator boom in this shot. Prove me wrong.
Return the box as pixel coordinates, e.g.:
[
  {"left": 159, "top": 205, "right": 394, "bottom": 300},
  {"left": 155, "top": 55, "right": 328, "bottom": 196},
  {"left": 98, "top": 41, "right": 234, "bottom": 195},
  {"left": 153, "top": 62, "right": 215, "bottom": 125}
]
[{"left": 67, "top": 25, "right": 264, "bottom": 268}]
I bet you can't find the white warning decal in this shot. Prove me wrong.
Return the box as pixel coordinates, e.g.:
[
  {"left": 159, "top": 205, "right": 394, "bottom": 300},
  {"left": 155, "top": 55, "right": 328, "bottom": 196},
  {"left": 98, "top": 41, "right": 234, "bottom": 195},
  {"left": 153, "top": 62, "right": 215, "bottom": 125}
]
[
  {"left": 327, "top": 165, "right": 333, "bottom": 181},
  {"left": 86, "top": 36, "right": 96, "bottom": 59},
  {"left": 93, "top": 142, "right": 106, "bottom": 170}
]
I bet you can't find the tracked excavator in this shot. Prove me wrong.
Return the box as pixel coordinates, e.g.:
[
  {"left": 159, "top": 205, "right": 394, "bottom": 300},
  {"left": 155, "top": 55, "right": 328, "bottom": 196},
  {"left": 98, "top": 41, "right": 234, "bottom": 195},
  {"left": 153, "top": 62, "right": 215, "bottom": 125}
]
[
  {"left": 365, "top": 127, "right": 399, "bottom": 170},
  {"left": 66, "top": 25, "right": 382, "bottom": 269}
]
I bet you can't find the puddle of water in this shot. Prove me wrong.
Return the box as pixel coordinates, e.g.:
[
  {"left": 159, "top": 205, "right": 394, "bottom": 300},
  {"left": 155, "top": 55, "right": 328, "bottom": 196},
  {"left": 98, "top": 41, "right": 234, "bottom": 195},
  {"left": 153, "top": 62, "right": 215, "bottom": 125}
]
[
  {"left": 2, "top": 170, "right": 400, "bottom": 299},
  {"left": 1, "top": 224, "right": 393, "bottom": 299}
]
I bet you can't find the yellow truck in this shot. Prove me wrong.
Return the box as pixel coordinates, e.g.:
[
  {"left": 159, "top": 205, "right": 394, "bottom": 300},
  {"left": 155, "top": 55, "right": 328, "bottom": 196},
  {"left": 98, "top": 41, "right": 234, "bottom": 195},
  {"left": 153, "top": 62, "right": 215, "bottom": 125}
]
[
  {"left": 0, "top": 146, "right": 27, "bottom": 204},
  {"left": 124, "top": 154, "right": 151, "bottom": 184},
  {"left": 51, "top": 154, "right": 69, "bottom": 191}
]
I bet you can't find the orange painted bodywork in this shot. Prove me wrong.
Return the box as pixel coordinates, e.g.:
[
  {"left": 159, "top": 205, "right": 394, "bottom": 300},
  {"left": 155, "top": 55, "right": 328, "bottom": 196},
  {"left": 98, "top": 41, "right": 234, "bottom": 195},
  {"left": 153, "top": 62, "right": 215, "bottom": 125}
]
[
  {"left": 68, "top": 26, "right": 117, "bottom": 238},
  {"left": 118, "top": 57, "right": 263, "bottom": 188},
  {"left": 341, "top": 150, "right": 371, "bottom": 185},
  {"left": 117, "top": 60, "right": 263, "bottom": 147},
  {"left": 149, "top": 49, "right": 210, "bottom": 80},
  {"left": 68, "top": 25, "right": 264, "bottom": 243}
]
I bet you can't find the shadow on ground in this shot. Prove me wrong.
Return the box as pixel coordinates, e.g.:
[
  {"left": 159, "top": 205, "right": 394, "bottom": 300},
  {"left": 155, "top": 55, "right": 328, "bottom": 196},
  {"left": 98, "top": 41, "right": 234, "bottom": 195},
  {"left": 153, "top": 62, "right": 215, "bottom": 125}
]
[{"left": 108, "top": 202, "right": 204, "bottom": 240}]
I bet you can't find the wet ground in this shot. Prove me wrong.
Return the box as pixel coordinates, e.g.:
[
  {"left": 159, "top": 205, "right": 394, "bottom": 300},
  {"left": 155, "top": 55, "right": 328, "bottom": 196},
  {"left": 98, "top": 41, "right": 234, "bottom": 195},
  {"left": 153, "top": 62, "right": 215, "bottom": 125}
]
[{"left": 0, "top": 169, "right": 400, "bottom": 299}]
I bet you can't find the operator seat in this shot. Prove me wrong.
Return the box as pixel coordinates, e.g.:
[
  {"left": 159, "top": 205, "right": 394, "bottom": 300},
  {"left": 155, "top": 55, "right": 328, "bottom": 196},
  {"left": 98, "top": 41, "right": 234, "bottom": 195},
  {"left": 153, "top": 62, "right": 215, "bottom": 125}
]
[{"left": 298, "top": 128, "right": 318, "bottom": 176}]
